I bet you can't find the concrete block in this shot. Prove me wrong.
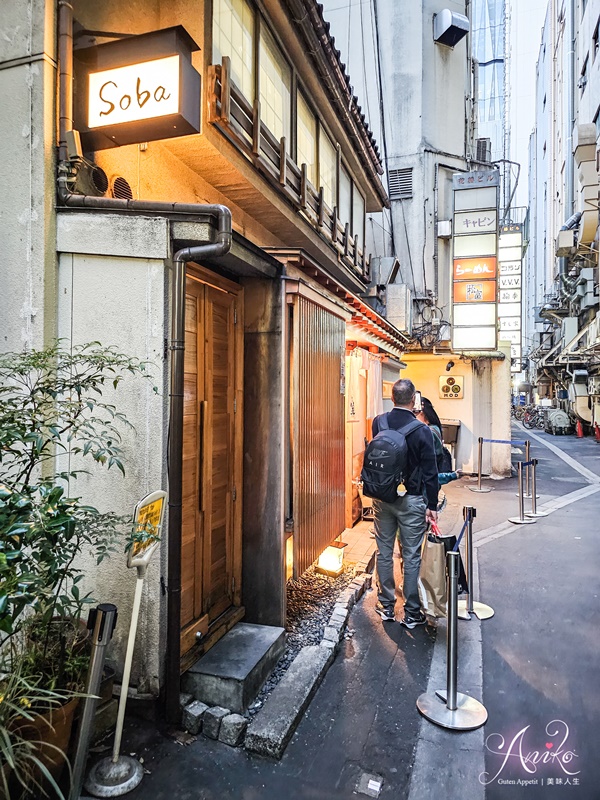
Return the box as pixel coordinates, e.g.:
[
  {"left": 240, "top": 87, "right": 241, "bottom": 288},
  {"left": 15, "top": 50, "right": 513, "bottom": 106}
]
[
  {"left": 245, "top": 645, "right": 334, "bottom": 759},
  {"left": 182, "top": 700, "right": 209, "bottom": 735},
  {"left": 363, "top": 573, "right": 372, "bottom": 590},
  {"left": 179, "top": 692, "right": 193, "bottom": 710},
  {"left": 320, "top": 638, "right": 336, "bottom": 650},
  {"left": 350, "top": 579, "right": 365, "bottom": 599},
  {"left": 323, "top": 625, "right": 341, "bottom": 642},
  {"left": 182, "top": 623, "right": 285, "bottom": 713},
  {"left": 339, "top": 589, "right": 356, "bottom": 608},
  {"left": 333, "top": 603, "right": 349, "bottom": 616},
  {"left": 328, "top": 611, "right": 347, "bottom": 628},
  {"left": 218, "top": 713, "right": 248, "bottom": 747},
  {"left": 202, "top": 706, "right": 230, "bottom": 739}
]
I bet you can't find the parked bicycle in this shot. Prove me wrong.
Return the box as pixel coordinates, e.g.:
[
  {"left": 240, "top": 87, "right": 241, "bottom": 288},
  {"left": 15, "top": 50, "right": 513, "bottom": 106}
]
[{"left": 522, "top": 407, "right": 545, "bottom": 429}]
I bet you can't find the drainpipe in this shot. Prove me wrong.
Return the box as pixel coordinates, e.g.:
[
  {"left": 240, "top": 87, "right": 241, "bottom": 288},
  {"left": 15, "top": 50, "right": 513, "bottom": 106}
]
[{"left": 57, "top": 4, "right": 232, "bottom": 725}]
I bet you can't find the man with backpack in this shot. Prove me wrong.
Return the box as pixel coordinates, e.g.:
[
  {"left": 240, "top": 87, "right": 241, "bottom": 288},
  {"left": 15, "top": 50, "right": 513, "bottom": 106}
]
[{"left": 361, "top": 378, "right": 439, "bottom": 628}]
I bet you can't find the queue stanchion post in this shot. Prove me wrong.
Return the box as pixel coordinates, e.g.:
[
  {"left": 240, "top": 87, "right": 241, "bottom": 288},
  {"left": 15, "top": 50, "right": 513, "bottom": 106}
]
[
  {"left": 508, "top": 461, "right": 536, "bottom": 525},
  {"left": 469, "top": 437, "right": 492, "bottom": 493},
  {"left": 416, "top": 551, "right": 488, "bottom": 730},
  {"left": 457, "top": 506, "right": 494, "bottom": 620},
  {"left": 518, "top": 441, "right": 538, "bottom": 499},
  {"left": 525, "top": 459, "right": 549, "bottom": 518}
]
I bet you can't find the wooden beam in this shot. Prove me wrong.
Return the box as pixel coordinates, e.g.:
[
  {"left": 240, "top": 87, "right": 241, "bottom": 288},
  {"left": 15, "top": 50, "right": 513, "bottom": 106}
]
[
  {"left": 252, "top": 99, "right": 261, "bottom": 156},
  {"left": 318, "top": 187, "right": 324, "bottom": 228},
  {"left": 279, "top": 138, "right": 287, "bottom": 186},
  {"left": 221, "top": 56, "right": 231, "bottom": 124},
  {"left": 300, "top": 163, "right": 308, "bottom": 209}
]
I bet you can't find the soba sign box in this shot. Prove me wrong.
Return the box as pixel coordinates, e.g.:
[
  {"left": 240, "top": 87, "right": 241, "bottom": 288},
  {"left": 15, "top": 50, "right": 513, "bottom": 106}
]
[{"left": 75, "top": 27, "right": 201, "bottom": 151}]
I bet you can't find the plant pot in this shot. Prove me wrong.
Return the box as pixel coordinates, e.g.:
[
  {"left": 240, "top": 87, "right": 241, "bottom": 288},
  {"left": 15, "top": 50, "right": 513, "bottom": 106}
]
[{"left": 13, "top": 695, "right": 80, "bottom": 783}]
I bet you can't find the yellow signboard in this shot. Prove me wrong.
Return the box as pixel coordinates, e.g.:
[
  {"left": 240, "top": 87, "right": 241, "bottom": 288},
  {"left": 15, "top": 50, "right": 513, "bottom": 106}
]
[{"left": 128, "top": 490, "right": 167, "bottom": 568}]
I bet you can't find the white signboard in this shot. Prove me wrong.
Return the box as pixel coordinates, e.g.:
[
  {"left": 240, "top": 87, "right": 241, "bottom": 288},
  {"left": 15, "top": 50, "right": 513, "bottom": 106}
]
[
  {"left": 499, "top": 262, "right": 522, "bottom": 275},
  {"left": 499, "top": 275, "right": 522, "bottom": 289},
  {"left": 454, "top": 210, "right": 497, "bottom": 235},
  {"left": 499, "top": 288, "right": 521, "bottom": 303},
  {"left": 88, "top": 55, "right": 180, "bottom": 128}
]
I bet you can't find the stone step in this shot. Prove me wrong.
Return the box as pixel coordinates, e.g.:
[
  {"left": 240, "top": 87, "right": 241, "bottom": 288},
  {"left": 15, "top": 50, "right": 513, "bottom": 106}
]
[{"left": 181, "top": 622, "right": 285, "bottom": 713}]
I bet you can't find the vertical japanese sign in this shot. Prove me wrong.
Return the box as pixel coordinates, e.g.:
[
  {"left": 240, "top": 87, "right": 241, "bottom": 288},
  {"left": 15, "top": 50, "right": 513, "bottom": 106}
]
[
  {"left": 497, "top": 223, "right": 523, "bottom": 372},
  {"left": 451, "top": 171, "right": 500, "bottom": 351}
]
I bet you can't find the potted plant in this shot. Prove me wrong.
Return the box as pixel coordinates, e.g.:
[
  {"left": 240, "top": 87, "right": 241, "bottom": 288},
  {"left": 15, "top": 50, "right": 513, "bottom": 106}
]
[{"left": 0, "top": 342, "right": 149, "bottom": 799}]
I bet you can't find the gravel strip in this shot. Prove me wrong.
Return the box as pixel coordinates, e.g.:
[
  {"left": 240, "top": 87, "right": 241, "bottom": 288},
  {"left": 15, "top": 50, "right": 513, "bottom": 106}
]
[{"left": 245, "top": 564, "right": 360, "bottom": 717}]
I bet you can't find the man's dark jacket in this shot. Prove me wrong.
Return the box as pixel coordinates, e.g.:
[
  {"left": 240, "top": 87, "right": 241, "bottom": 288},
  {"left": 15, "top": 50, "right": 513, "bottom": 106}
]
[{"left": 372, "top": 408, "right": 439, "bottom": 510}]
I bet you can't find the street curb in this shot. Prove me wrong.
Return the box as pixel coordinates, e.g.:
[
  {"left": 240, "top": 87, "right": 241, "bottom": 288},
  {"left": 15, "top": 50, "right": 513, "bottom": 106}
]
[{"left": 243, "top": 570, "right": 372, "bottom": 759}]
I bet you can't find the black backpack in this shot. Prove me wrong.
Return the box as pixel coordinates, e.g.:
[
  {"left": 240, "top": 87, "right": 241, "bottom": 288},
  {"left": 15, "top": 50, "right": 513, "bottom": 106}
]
[{"left": 361, "top": 414, "right": 423, "bottom": 503}]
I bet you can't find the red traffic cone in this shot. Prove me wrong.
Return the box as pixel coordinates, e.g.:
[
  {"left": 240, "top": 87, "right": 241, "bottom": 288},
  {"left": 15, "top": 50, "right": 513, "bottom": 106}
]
[
  {"left": 594, "top": 423, "right": 600, "bottom": 443},
  {"left": 576, "top": 419, "right": 584, "bottom": 438}
]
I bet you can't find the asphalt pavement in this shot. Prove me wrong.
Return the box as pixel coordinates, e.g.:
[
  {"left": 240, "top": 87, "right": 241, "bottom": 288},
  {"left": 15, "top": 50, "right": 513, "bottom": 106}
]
[{"left": 113, "top": 426, "right": 600, "bottom": 800}]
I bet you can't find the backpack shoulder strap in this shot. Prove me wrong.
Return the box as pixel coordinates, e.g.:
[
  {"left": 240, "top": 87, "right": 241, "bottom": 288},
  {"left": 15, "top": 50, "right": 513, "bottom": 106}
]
[
  {"left": 400, "top": 419, "right": 425, "bottom": 438},
  {"left": 376, "top": 412, "right": 390, "bottom": 431}
]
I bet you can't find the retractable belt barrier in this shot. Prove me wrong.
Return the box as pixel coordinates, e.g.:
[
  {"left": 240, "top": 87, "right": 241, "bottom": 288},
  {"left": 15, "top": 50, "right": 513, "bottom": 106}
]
[
  {"left": 416, "top": 545, "right": 488, "bottom": 731},
  {"left": 456, "top": 506, "right": 494, "bottom": 621},
  {"left": 508, "top": 457, "right": 548, "bottom": 524},
  {"left": 469, "top": 436, "right": 531, "bottom": 494}
]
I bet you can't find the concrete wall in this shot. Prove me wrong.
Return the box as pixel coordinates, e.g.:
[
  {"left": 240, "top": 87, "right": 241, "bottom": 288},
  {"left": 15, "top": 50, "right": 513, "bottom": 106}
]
[
  {"left": 401, "top": 352, "right": 511, "bottom": 476},
  {"left": 0, "top": 0, "right": 57, "bottom": 350},
  {"left": 57, "top": 212, "right": 169, "bottom": 692}
]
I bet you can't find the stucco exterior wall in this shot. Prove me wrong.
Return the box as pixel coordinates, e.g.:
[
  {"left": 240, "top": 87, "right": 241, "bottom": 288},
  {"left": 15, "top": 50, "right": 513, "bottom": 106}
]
[
  {"left": 0, "top": 0, "right": 57, "bottom": 350},
  {"left": 401, "top": 351, "right": 511, "bottom": 476},
  {"left": 56, "top": 212, "right": 169, "bottom": 692}
]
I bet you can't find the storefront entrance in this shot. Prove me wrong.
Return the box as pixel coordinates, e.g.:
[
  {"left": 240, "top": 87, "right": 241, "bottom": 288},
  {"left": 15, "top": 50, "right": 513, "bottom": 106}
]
[{"left": 180, "top": 265, "right": 244, "bottom": 664}]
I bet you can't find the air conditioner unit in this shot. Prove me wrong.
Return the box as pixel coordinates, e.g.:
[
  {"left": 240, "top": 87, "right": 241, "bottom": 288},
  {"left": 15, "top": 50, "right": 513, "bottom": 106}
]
[
  {"left": 476, "top": 137, "right": 492, "bottom": 163},
  {"left": 555, "top": 229, "right": 576, "bottom": 256},
  {"left": 386, "top": 284, "right": 412, "bottom": 334},
  {"left": 433, "top": 9, "right": 470, "bottom": 47}
]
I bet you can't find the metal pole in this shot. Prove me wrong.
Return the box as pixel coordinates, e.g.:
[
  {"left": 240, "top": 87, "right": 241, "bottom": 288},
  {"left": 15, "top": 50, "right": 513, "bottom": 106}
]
[
  {"left": 509, "top": 461, "right": 536, "bottom": 524},
  {"left": 469, "top": 437, "right": 491, "bottom": 492},
  {"left": 525, "top": 440, "right": 531, "bottom": 497},
  {"left": 464, "top": 508, "right": 474, "bottom": 615},
  {"left": 112, "top": 574, "right": 144, "bottom": 761},
  {"left": 525, "top": 458, "right": 549, "bottom": 518},
  {"left": 446, "top": 550, "right": 459, "bottom": 711},
  {"left": 70, "top": 604, "right": 118, "bottom": 800}
]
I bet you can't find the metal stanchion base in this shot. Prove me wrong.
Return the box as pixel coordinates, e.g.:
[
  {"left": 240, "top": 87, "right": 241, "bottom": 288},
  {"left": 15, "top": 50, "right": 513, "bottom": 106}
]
[
  {"left": 417, "top": 690, "right": 488, "bottom": 730},
  {"left": 525, "top": 511, "right": 549, "bottom": 518},
  {"left": 507, "top": 516, "right": 537, "bottom": 524},
  {"left": 458, "top": 600, "right": 495, "bottom": 619},
  {"left": 84, "top": 756, "right": 144, "bottom": 797},
  {"left": 468, "top": 486, "right": 492, "bottom": 493}
]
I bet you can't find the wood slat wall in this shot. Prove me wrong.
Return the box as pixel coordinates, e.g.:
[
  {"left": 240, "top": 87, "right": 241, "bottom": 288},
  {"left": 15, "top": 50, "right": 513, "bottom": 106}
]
[{"left": 293, "top": 296, "right": 346, "bottom": 577}]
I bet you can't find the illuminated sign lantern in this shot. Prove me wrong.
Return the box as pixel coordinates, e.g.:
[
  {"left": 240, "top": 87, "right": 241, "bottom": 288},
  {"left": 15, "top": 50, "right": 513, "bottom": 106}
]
[
  {"left": 451, "top": 171, "right": 500, "bottom": 352},
  {"left": 75, "top": 26, "right": 201, "bottom": 151}
]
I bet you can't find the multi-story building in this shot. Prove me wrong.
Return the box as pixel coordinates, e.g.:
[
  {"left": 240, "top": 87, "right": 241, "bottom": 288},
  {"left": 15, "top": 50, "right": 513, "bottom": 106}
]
[
  {"left": 525, "top": 0, "right": 600, "bottom": 428},
  {"left": 322, "top": 0, "right": 512, "bottom": 476},
  {"left": 0, "top": 0, "right": 407, "bottom": 718}
]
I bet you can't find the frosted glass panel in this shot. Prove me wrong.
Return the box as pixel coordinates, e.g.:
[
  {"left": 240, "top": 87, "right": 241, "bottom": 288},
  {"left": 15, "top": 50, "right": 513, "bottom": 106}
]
[
  {"left": 319, "top": 132, "right": 336, "bottom": 209},
  {"left": 454, "top": 233, "right": 497, "bottom": 257},
  {"left": 213, "top": 0, "right": 255, "bottom": 102},
  {"left": 453, "top": 304, "right": 496, "bottom": 327},
  {"left": 297, "top": 92, "right": 316, "bottom": 184},
  {"left": 454, "top": 186, "right": 497, "bottom": 210},
  {"left": 259, "top": 25, "right": 291, "bottom": 146},
  {"left": 452, "top": 326, "right": 497, "bottom": 350}
]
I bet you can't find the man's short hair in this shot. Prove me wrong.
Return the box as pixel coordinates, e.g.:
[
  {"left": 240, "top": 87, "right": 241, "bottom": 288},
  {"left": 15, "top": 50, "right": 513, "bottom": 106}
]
[{"left": 392, "top": 378, "right": 415, "bottom": 406}]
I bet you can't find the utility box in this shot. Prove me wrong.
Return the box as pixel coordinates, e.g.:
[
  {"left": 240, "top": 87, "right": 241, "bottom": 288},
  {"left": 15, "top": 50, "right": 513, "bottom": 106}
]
[
  {"left": 440, "top": 419, "right": 461, "bottom": 445},
  {"left": 386, "top": 284, "right": 412, "bottom": 334},
  {"left": 562, "top": 317, "right": 578, "bottom": 345},
  {"left": 433, "top": 10, "right": 470, "bottom": 47},
  {"left": 555, "top": 229, "right": 576, "bottom": 256}
]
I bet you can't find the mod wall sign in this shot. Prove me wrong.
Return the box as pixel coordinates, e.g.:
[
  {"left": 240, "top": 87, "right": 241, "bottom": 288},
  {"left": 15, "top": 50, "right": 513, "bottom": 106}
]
[
  {"left": 75, "top": 26, "right": 201, "bottom": 151},
  {"left": 439, "top": 375, "right": 464, "bottom": 399}
]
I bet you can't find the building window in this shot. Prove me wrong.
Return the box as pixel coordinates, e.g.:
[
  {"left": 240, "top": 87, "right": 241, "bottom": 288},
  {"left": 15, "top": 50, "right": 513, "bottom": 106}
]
[
  {"left": 297, "top": 91, "right": 317, "bottom": 185},
  {"left": 259, "top": 24, "right": 291, "bottom": 148},
  {"left": 388, "top": 167, "right": 413, "bottom": 200},
  {"left": 319, "top": 130, "right": 337, "bottom": 209},
  {"left": 579, "top": 54, "right": 589, "bottom": 94},
  {"left": 352, "top": 184, "right": 365, "bottom": 244},
  {"left": 213, "top": 0, "right": 255, "bottom": 103},
  {"left": 339, "top": 165, "right": 352, "bottom": 229},
  {"left": 593, "top": 17, "right": 599, "bottom": 62}
]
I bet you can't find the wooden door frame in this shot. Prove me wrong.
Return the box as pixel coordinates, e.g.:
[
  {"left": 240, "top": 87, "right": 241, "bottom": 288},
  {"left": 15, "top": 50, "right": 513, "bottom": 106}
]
[{"left": 180, "top": 263, "right": 244, "bottom": 667}]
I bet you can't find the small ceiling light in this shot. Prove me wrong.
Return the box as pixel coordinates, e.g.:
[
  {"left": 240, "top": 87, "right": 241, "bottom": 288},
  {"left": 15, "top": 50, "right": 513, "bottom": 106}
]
[{"left": 446, "top": 361, "right": 455, "bottom": 372}]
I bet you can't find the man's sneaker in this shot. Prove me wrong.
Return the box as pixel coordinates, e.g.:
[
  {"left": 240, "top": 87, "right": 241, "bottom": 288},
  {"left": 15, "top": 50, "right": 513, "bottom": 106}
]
[
  {"left": 400, "top": 611, "right": 427, "bottom": 629},
  {"left": 375, "top": 604, "right": 395, "bottom": 622}
]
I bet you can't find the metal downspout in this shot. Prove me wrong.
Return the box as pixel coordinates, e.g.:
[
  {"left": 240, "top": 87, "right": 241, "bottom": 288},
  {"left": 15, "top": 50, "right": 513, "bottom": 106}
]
[{"left": 57, "top": 4, "right": 232, "bottom": 726}]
